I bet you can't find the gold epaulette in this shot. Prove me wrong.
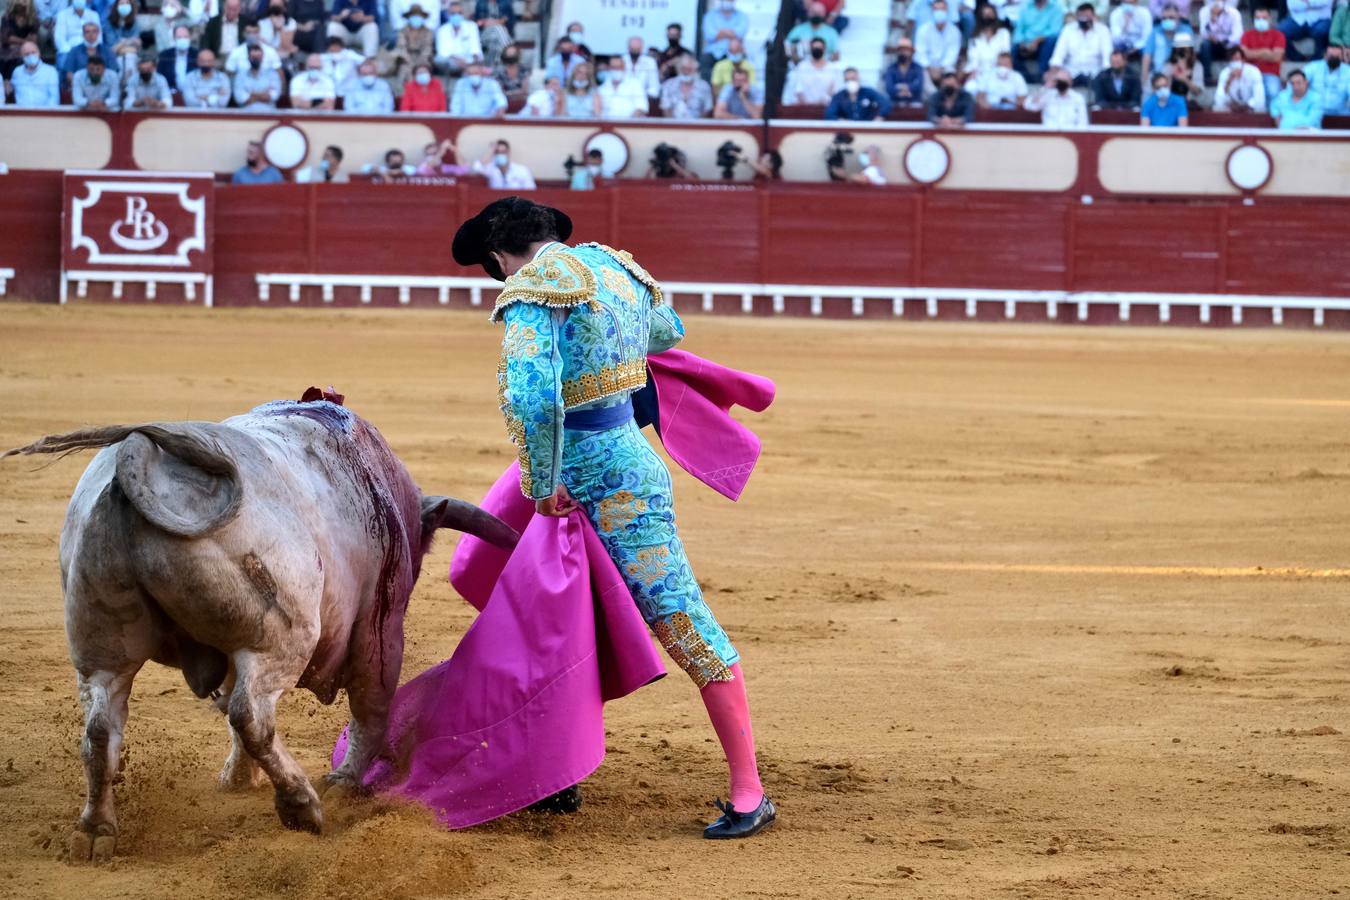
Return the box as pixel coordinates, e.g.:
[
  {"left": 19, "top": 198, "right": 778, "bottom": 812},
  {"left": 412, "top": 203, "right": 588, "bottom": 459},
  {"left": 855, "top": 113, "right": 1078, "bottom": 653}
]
[
  {"left": 490, "top": 248, "right": 599, "bottom": 322},
  {"left": 580, "top": 243, "right": 665, "bottom": 307}
]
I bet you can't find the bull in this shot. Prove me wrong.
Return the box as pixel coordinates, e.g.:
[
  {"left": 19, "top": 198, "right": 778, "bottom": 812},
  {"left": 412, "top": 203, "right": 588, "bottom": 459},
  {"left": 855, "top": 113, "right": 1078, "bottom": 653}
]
[{"left": 4, "top": 391, "right": 517, "bottom": 862}]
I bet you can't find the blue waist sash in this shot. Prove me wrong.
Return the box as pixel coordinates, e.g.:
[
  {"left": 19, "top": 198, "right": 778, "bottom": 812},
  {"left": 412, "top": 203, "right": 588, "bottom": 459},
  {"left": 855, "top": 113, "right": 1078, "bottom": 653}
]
[{"left": 564, "top": 399, "right": 634, "bottom": 433}]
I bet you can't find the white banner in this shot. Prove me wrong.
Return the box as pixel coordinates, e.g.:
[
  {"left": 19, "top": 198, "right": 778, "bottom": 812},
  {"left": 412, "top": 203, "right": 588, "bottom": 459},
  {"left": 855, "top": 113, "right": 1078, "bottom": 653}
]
[{"left": 552, "top": 0, "right": 700, "bottom": 57}]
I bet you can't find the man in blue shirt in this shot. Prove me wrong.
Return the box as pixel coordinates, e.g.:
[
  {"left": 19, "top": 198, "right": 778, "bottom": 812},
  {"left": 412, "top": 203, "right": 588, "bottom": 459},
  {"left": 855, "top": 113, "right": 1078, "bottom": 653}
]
[
  {"left": 1270, "top": 69, "right": 1325, "bottom": 128},
  {"left": 343, "top": 59, "right": 395, "bottom": 113},
  {"left": 59, "top": 21, "right": 111, "bottom": 87},
  {"left": 450, "top": 62, "right": 507, "bottom": 116},
  {"left": 1014, "top": 0, "right": 1065, "bottom": 79},
  {"left": 825, "top": 67, "right": 892, "bottom": 120},
  {"left": 569, "top": 149, "right": 604, "bottom": 190},
  {"left": 1303, "top": 45, "right": 1349, "bottom": 113},
  {"left": 11, "top": 41, "right": 60, "bottom": 107},
  {"left": 232, "top": 140, "right": 285, "bottom": 184},
  {"left": 1140, "top": 71, "right": 1189, "bottom": 125},
  {"left": 701, "top": 0, "right": 748, "bottom": 78},
  {"left": 883, "top": 38, "right": 925, "bottom": 106}
]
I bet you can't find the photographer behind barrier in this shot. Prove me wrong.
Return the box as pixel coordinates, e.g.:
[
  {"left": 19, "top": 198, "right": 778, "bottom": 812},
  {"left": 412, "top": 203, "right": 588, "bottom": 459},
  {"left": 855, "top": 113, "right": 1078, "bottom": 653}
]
[
  {"left": 567, "top": 148, "right": 605, "bottom": 190},
  {"left": 646, "top": 142, "right": 699, "bottom": 179},
  {"left": 825, "top": 133, "right": 885, "bottom": 185}
]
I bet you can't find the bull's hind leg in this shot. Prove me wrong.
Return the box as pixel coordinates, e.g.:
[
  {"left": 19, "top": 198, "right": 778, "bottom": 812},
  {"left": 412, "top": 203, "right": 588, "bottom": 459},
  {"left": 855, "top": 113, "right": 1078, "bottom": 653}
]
[
  {"left": 212, "top": 667, "right": 267, "bottom": 791},
  {"left": 70, "top": 666, "right": 139, "bottom": 864},
  {"left": 228, "top": 651, "right": 323, "bottom": 833}
]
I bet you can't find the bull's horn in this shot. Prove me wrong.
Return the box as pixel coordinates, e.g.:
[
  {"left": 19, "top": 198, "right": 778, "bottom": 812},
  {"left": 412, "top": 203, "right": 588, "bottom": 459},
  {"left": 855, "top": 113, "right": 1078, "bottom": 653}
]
[{"left": 421, "top": 495, "right": 519, "bottom": 550}]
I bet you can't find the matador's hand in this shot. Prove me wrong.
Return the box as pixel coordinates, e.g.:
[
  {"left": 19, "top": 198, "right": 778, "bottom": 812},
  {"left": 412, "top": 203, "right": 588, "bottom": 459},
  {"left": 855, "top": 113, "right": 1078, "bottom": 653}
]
[{"left": 535, "top": 483, "right": 579, "bottom": 518}]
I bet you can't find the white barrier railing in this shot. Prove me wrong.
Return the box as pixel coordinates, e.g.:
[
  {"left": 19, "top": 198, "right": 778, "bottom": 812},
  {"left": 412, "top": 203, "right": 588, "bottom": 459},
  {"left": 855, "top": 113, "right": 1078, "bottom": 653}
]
[
  {"left": 0, "top": 268, "right": 12, "bottom": 296},
  {"left": 61, "top": 270, "right": 213, "bottom": 307}
]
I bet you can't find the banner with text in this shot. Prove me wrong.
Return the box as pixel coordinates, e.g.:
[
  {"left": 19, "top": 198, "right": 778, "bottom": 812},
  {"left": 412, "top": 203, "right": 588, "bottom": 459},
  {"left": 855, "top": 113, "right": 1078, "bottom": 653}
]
[{"left": 553, "top": 0, "right": 699, "bottom": 56}]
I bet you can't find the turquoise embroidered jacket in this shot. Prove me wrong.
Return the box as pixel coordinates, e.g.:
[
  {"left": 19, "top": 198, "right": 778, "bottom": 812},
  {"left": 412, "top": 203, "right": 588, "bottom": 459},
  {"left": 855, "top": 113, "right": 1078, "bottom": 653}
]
[{"left": 494, "top": 241, "right": 685, "bottom": 499}]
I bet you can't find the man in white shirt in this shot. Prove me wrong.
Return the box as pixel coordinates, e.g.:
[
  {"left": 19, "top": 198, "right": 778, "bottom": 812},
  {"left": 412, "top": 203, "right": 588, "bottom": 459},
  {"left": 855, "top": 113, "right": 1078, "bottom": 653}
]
[
  {"left": 914, "top": 0, "right": 963, "bottom": 87},
  {"left": 225, "top": 23, "right": 282, "bottom": 73},
  {"left": 435, "top": 1, "right": 482, "bottom": 76},
  {"left": 471, "top": 140, "right": 537, "bottom": 190},
  {"left": 1049, "top": 2, "right": 1112, "bottom": 84},
  {"left": 520, "top": 75, "right": 562, "bottom": 116},
  {"left": 1196, "top": 0, "right": 1243, "bottom": 81},
  {"left": 10, "top": 41, "right": 60, "bottom": 107},
  {"left": 1108, "top": 0, "right": 1152, "bottom": 54},
  {"left": 289, "top": 53, "right": 337, "bottom": 109},
  {"left": 343, "top": 59, "right": 395, "bottom": 113},
  {"left": 1025, "top": 66, "right": 1089, "bottom": 126},
  {"left": 54, "top": 0, "right": 100, "bottom": 65},
  {"left": 319, "top": 37, "right": 364, "bottom": 96},
  {"left": 1211, "top": 46, "right": 1267, "bottom": 111},
  {"left": 975, "top": 51, "right": 1029, "bottom": 107},
  {"left": 783, "top": 37, "right": 841, "bottom": 103},
  {"left": 848, "top": 145, "right": 886, "bottom": 185},
  {"left": 622, "top": 36, "right": 661, "bottom": 98},
  {"left": 598, "top": 55, "right": 649, "bottom": 117},
  {"left": 181, "top": 48, "right": 231, "bottom": 107}
]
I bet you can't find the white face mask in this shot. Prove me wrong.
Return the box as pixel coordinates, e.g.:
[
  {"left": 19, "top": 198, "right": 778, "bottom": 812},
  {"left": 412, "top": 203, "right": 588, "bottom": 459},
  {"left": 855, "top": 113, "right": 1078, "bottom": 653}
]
[
  {"left": 858, "top": 152, "right": 871, "bottom": 167},
  {"left": 586, "top": 164, "right": 601, "bottom": 175},
  {"left": 1155, "top": 87, "right": 1171, "bottom": 101}
]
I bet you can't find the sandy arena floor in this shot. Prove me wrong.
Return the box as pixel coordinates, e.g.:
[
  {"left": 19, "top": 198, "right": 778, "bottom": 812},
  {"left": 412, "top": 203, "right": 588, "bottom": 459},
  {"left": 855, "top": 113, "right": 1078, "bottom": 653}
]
[{"left": 1, "top": 304, "right": 1348, "bottom": 899}]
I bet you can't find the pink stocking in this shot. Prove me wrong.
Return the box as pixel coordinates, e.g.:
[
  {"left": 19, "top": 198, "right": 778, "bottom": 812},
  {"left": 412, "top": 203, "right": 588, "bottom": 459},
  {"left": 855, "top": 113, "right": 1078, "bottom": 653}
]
[{"left": 699, "top": 662, "right": 764, "bottom": 813}]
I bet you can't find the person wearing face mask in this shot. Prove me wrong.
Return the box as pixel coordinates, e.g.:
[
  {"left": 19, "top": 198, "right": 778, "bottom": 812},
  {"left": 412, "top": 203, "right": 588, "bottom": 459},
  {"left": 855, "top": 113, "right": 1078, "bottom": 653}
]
[
  {"left": 620, "top": 35, "right": 660, "bottom": 98},
  {"left": 561, "top": 21, "right": 591, "bottom": 58},
  {"left": 1211, "top": 45, "right": 1266, "bottom": 112},
  {"left": 414, "top": 138, "right": 471, "bottom": 176},
  {"left": 154, "top": 24, "right": 197, "bottom": 91},
  {"left": 597, "top": 54, "right": 648, "bottom": 118},
  {"left": 10, "top": 40, "right": 57, "bottom": 105},
  {"left": 390, "top": 0, "right": 440, "bottom": 32},
  {"left": 927, "top": 69, "right": 975, "bottom": 125},
  {"left": 784, "top": 36, "right": 841, "bottom": 104},
  {"left": 289, "top": 52, "right": 336, "bottom": 108},
  {"left": 53, "top": 0, "right": 99, "bottom": 69},
  {"left": 326, "top": 0, "right": 378, "bottom": 59},
  {"left": 1166, "top": 32, "right": 1206, "bottom": 99},
  {"left": 1303, "top": 44, "right": 1349, "bottom": 113},
  {"left": 1195, "top": 0, "right": 1241, "bottom": 83},
  {"left": 224, "top": 22, "right": 282, "bottom": 74},
  {"left": 660, "top": 52, "right": 714, "bottom": 117},
  {"left": 1013, "top": 0, "right": 1065, "bottom": 81},
  {"left": 975, "top": 50, "right": 1029, "bottom": 108},
  {"left": 561, "top": 60, "right": 602, "bottom": 116},
  {"left": 400, "top": 61, "right": 447, "bottom": 110},
  {"left": 785, "top": 1, "right": 840, "bottom": 64},
  {"left": 701, "top": 0, "right": 747, "bottom": 79},
  {"left": 471, "top": 0, "right": 515, "bottom": 67},
  {"left": 1140, "top": 70, "right": 1188, "bottom": 124},
  {"left": 915, "top": 0, "right": 963, "bottom": 89},
  {"left": 295, "top": 145, "right": 350, "bottom": 183},
  {"left": 709, "top": 35, "right": 754, "bottom": 95},
  {"left": 1090, "top": 48, "right": 1142, "bottom": 109},
  {"left": 967, "top": 10, "right": 1012, "bottom": 81},
  {"left": 451, "top": 61, "right": 507, "bottom": 116},
  {"left": 569, "top": 148, "right": 606, "bottom": 190},
  {"left": 181, "top": 48, "right": 231, "bottom": 107},
  {"left": 126, "top": 52, "right": 171, "bottom": 108},
  {"left": 883, "top": 39, "right": 924, "bottom": 105},
  {"left": 472, "top": 139, "right": 537, "bottom": 189},
  {"left": 1048, "top": 2, "right": 1112, "bottom": 85},
  {"left": 1240, "top": 8, "right": 1287, "bottom": 107},
  {"left": 1025, "top": 64, "right": 1088, "bottom": 125},
  {"left": 1270, "top": 68, "right": 1325, "bottom": 128},
  {"left": 521, "top": 74, "right": 563, "bottom": 116},
  {"left": 434, "top": 2, "right": 483, "bottom": 76},
  {"left": 1108, "top": 0, "right": 1152, "bottom": 57},
  {"left": 824, "top": 65, "right": 890, "bottom": 120},
  {"left": 257, "top": 3, "right": 297, "bottom": 69},
  {"left": 714, "top": 62, "right": 763, "bottom": 117},
  {"left": 71, "top": 54, "right": 119, "bottom": 109},
  {"left": 59, "top": 20, "right": 109, "bottom": 86},
  {"left": 1141, "top": 2, "right": 1192, "bottom": 82},
  {"left": 544, "top": 35, "right": 586, "bottom": 84},
  {"left": 657, "top": 22, "right": 691, "bottom": 79},
  {"left": 341, "top": 58, "right": 395, "bottom": 112},
  {"left": 231, "top": 44, "right": 280, "bottom": 107},
  {"left": 393, "top": 5, "right": 435, "bottom": 82},
  {"left": 492, "top": 42, "right": 528, "bottom": 93}
]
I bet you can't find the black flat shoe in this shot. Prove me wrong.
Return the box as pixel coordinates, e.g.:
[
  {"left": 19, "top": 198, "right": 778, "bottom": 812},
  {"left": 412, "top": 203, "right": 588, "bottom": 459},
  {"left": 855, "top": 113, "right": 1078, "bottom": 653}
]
[
  {"left": 703, "top": 795, "right": 776, "bottom": 839},
  {"left": 528, "top": 784, "right": 583, "bottom": 814}
]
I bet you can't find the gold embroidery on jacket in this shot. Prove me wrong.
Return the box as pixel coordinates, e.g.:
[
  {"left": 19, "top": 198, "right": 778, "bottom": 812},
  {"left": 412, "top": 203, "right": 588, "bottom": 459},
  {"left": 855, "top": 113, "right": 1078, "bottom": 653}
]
[
  {"left": 601, "top": 266, "right": 639, "bottom": 306},
  {"left": 561, "top": 358, "right": 648, "bottom": 409},
  {"left": 581, "top": 243, "right": 664, "bottom": 307},
  {"left": 490, "top": 250, "right": 599, "bottom": 322}
]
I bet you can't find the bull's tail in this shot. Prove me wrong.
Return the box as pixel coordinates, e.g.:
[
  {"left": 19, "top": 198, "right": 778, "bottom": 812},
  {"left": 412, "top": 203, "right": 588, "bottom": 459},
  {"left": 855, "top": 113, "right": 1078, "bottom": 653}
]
[{"left": 6, "top": 423, "right": 243, "bottom": 539}]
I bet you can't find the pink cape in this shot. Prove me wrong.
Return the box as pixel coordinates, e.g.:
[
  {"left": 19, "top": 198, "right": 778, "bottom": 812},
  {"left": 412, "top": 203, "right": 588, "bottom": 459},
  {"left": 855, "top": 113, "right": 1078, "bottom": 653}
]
[{"left": 332, "top": 349, "right": 775, "bottom": 828}]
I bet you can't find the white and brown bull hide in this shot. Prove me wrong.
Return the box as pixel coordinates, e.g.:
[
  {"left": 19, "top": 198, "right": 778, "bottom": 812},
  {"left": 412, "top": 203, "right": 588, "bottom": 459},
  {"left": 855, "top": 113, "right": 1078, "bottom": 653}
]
[{"left": 3, "top": 393, "right": 517, "bottom": 862}]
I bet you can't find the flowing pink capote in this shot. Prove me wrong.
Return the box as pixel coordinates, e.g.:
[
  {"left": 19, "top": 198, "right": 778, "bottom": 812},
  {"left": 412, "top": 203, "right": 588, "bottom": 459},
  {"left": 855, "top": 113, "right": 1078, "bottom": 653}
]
[{"left": 332, "top": 349, "right": 775, "bottom": 828}]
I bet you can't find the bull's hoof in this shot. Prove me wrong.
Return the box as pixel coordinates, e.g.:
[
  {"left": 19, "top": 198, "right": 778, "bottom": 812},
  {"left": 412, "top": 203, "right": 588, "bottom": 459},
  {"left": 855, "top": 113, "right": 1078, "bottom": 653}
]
[
  {"left": 68, "top": 826, "right": 116, "bottom": 864},
  {"left": 275, "top": 786, "right": 323, "bottom": 834},
  {"left": 218, "top": 757, "right": 268, "bottom": 792}
]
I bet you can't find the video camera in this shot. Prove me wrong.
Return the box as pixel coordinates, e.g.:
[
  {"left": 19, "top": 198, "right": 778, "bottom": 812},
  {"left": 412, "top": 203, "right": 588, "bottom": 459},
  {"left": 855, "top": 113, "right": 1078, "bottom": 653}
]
[
  {"left": 824, "top": 131, "right": 854, "bottom": 181},
  {"left": 650, "top": 142, "right": 684, "bottom": 179},
  {"left": 716, "top": 141, "right": 743, "bottom": 181}
]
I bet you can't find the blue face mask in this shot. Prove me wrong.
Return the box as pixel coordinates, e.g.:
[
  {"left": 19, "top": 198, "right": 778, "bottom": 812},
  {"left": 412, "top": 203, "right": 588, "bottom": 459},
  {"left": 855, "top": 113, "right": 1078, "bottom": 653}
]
[
  {"left": 468, "top": 73, "right": 483, "bottom": 87},
  {"left": 1253, "top": 17, "right": 1270, "bottom": 31},
  {"left": 1161, "top": 18, "right": 1177, "bottom": 31},
  {"left": 728, "top": 52, "right": 743, "bottom": 62},
  {"left": 448, "top": 12, "right": 463, "bottom": 25},
  {"left": 493, "top": 152, "right": 509, "bottom": 167},
  {"left": 24, "top": 52, "right": 39, "bottom": 67},
  {"left": 408, "top": 14, "right": 424, "bottom": 27},
  {"left": 932, "top": 9, "right": 948, "bottom": 23}
]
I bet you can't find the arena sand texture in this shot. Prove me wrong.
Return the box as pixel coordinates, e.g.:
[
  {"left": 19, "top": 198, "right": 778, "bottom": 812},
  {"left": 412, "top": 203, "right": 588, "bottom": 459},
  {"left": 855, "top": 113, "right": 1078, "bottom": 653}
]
[{"left": 1, "top": 305, "right": 1348, "bottom": 899}]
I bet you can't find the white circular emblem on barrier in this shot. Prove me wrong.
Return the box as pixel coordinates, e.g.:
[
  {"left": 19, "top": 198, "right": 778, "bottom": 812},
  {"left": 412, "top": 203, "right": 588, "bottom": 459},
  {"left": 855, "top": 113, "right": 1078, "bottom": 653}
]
[
  {"left": 263, "top": 124, "right": 310, "bottom": 171},
  {"left": 904, "top": 138, "right": 950, "bottom": 185},
  {"left": 1225, "top": 144, "right": 1272, "bottom": 192},
  {"left": 584, "top": 131, "right": 630, "bottom": 177}
]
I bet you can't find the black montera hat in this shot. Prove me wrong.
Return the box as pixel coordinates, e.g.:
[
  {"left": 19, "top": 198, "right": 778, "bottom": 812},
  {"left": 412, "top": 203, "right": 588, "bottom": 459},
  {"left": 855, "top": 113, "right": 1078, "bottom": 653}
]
[{"left": 452, "top": 196, "right": 574, "bottom": 282}]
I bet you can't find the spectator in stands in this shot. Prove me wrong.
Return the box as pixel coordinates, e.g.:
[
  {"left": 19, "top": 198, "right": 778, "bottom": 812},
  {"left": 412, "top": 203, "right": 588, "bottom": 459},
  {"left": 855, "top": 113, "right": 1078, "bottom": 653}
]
[
  {"left": 1109, "top": 0, "right": 1152, "bottom": 58},
  {"left": 53, "top": 0, "right": 98, "bottom": 70},
  {"left": 181, "top": 48, "right": 231, "bottom": 107},
  {"left": 825, "top": 66, "right": 890, "bottom": 119},
  {"left": 656, "top": 22, "right": 691, "bottom": 80},
  {"left": 1212, "top": 45, "right": 1266, "bottom": 111},
  {"left": 1025, "top": 64, "right": 1088, "bottom": 125},
  {"left": 2, "top": 2, "right": 39, "bottom": 83},
  {"left": 623, "top": 36, "right": 661, "bottom": 98},
  {"left": 784, "top": 36, "right": 841, "bottom": 103},
  {"left": 967, "top": 6, "right": 1012, "bottom": 82},
  {"left": 288, "top": 0, "right": 327, "bottom": 54},
  {"left": 1050, "top": 3, "right": 1112, "bottom": 86},
  {"left": 204, "top": 0, "right": 245, "bottom": 59},
  {"left": 521, "top": 74, "right": 562, "bottom": 116},
  {"left": 390, "top": 0, "right": 439, "bottom": 33},
  {"left": 569, "top": 148, "right": 605, "bottom": 190},
  {"left": 975, "top": 50, "right": 1029, "bottom": 107},
  {"left": 1142, "top": 3, "right": 1193, "bottom": 81},
  {"left": 232, "top": 140, "right": 284, "bottom": 184},
  {"left": 72, "top": 54, "right": 119, "bottom": 109},
  {"left": 319, "top": 34, "right": 362, "bottom": 95},
  {"left": 1304, "top": 44, "right": 1350, "bottom": 114},
  {"left": 290, "top": 52, "right": 336, "bottom": 108},
  {"left": 400, "top": 61, "right": 447, "bottom": 110},
  {"left": 472, "top": 0, "right": 514, "bottom": 66},
  {"left": 125, "top": 52, "right": 172, "bottom": 108},
  {"left": 927, "top": 69, "right": 975, "bottom": 125},
  {"left": 225, "top": 22, "right": 282, "bottom": 74},
  {"left": 472, "top": 139, "right": 536, "bottom": 188},
  {"left": 233, "top": 43, "right": 281, "bottom": 108},
  {"left": 1091, "top": 48, "right": 1142, "bottom": 108},
  {"left": 544, "top": 35, "right": 585, "bottom": 84},
  {"left": 916, "top": 0, "right": 963, "bottom": 88},
  {"left": 392, "top": 6, "right": 435, "bottom": 82},
  {"left": 661, "top": 53, "right": 713, "bottom": 117},
  {"left": 1140, "top": 70, "right": 1188, "bottom": 124},
  {"left": 1280, "top": 0, "right": 1333, "bottom": 62},
  {"left": 416, "top": 138, "right": 471, "bottom": 175},
  {"left": 259, "top": 4, "right": 298, "bottom": 72},
  {"left": 370, "top": 148, "right": 416, "bottom": 180},
  {"left": 1014, "top": 0, "right": 1065, "bottom": 80},
  {"left": 846, "top": 144, "right": 886, "bottom": 185},
  {"left": 60, "top": 21, "right": 108, "bottom": 86},
  {"left": 327, "top": 0, "right": 377, "bottom": 60},
  {"left": 1196, "top": 0, "right": 1242, "bottom": 82},
  {"left": 344, "top": 58, "right": 394, "bottom": 112},
  {"left": 450, "top": 61, "right": 507, "bottom": 115},
  {"left": 493, "top": 42, "right": 528, "bottom": 95},
  {"left": 10, "top": 40, "right": 57, "bottom": 105},
  {"left": 785, "top": 2, "right": 840, "bottom": 63},
  {"left": 435, "top": 1, "right": 482, "bottom": 76},
  {"left": 883, "top": 39, "right": 925, "bottom": 106},
  {"left": 153, "top": 0, "right": 195, "bottom": 50},
  {"left": 561, "top": 21, "right": 592, "bottom": 59},
  {"left": 1241, "top": 8, "right": 1286, "bottom": 106},
  {"left": 562, "top": 61, "right": 600, "bottom": 116},
  {"left": 715, "top": 63, "right": 763, "bottom": 117},
  {"left": 1167, "top": 33, "right": 1207, "bottom": 101},
  {"left": 157, "top": 25, "right": 196, "bottom": 92},
  {"left": 295, "top": 145, "right": 350, "bottom": 182},
  {"left": 597, "top": 54, "right": 648, "bottom": 117},
  {"left": 1270, "top": 68, "right": 1324, "bottom": 127},
  {"left": 711, "top": 36, "right": 752, "bottom": 96},
  {"left": 1335, "top": 5, "right": 1350, "bottom": 52},
  {"left": 701, "top": 0, "right": 747, "bottom": 78}
]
